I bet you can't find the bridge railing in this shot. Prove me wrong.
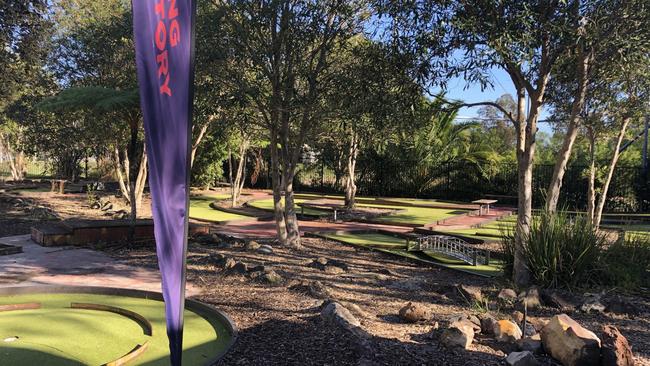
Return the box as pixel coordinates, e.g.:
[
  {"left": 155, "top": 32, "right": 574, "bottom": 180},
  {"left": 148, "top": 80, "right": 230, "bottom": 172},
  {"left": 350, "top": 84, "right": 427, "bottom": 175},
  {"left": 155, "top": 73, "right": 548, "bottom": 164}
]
[{"left": 409, "top": 235, "right": 490, "bottom": 266}]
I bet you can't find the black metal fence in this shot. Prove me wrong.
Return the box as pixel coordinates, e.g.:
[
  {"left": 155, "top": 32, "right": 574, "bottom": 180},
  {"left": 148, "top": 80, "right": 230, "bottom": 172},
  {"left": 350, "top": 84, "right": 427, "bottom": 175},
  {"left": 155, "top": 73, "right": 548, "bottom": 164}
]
[{"left": 282, "top": 159, "right": 649, "bottom": 213}]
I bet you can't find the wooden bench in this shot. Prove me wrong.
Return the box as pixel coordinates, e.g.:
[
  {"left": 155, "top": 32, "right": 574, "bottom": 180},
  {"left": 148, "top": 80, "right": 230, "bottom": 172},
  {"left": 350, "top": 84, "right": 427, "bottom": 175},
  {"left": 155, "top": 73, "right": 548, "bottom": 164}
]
[{"left": 472, "top": 199, "right": 498, "bottom": 215}]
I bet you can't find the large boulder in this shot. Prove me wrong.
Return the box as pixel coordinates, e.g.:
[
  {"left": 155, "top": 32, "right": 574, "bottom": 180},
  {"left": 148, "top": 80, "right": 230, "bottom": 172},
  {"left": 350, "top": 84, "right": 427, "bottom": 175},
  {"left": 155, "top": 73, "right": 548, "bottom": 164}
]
[
  {"left": 601, "top": 325, "right": 634, "bottom": 366},
  {"left": 494, "top": 320, "right": 523, "bottom": 343},
  {"left": 440, "top": 321, "right": 475, "bottom": 349},
  {"left": 540, "top": 314, "right": 601, "bottom": 366},
  {"left": 506, "top": 351, "right": 539, "bottom": 366},
  {"left": 399, "top": 302, "right": 430, "bottom": 323},
  {"left": 457, "top": 284, "right": 483, "bottom": 303}
]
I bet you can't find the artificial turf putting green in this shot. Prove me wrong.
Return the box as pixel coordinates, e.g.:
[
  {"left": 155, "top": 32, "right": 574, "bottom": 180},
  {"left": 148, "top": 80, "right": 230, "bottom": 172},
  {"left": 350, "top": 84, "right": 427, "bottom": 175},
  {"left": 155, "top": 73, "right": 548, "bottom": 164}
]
[
  {"left": 0, "top": 293, "right": 233, "bottom": 366},
  {"left": 250, "top": 194, "right": 469, "bottom": 224},
  {"left": 189, "top": 195, "right": 249, "bottom": 222},
  {"left": 318, "top": 232, "right": 503, "bottom": 277},
  {"left": 359, "top": 204, "right": 469, "bottom": 225},
  {"left": 247, "top": 198, "right": 331, "bottom": 216}
]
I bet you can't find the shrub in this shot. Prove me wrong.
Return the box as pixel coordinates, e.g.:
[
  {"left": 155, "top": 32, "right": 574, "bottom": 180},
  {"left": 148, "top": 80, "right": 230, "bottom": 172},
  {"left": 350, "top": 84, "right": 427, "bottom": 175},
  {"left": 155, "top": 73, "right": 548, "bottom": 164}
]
[
  {"left": 603, "top": 236, "right": 650, "bottom": 290},
  {"left": 502, "top": 212, "right": 607, "bottom": 289}
]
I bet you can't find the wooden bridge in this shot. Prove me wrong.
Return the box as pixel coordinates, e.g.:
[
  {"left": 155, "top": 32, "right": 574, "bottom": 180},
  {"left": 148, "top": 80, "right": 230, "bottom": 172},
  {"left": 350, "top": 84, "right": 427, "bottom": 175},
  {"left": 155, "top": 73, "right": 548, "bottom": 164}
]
[{"left": 408, "top": 235, "right": 490, "bottom": 266}]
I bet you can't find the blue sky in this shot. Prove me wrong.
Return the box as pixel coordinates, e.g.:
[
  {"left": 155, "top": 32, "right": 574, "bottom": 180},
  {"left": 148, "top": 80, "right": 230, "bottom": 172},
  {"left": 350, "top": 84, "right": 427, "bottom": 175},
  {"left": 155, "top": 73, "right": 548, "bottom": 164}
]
[{"left": 440, "top": 67, "right": 554, "bottom": 133}]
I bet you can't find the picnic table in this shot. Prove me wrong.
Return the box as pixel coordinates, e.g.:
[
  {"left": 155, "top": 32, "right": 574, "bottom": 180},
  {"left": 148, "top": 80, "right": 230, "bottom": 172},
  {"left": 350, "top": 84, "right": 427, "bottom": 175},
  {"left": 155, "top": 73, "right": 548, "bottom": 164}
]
[{"left": 472, "top": 199, "right": 498, "bottom": 215}]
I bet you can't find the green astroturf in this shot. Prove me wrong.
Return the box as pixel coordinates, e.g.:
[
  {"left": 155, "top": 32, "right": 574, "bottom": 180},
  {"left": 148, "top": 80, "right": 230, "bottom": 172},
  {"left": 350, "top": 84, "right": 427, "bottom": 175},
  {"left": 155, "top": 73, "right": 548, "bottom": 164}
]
[
  {"left": 356, "top": 204, "right": 469, "bottom": 225},
  {"left": 0, "top": 293, "right": 231, "bottom": 366},
  {"left": 319, "top": 232, "right": 503, "bottom": 277},
  {"left": 247, "top": 198, "right": 331, "bottom": 216},
  {"left": 189, "top": 196, "right": 248, "bottom": 222}
]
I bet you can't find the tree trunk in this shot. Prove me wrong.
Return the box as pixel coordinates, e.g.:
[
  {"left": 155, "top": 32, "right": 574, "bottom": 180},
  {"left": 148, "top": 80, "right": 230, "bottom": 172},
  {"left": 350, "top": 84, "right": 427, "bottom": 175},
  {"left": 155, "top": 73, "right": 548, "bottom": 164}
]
[
  {"left": 114, "top": 146, "right": 131, "bottom": 204},
  {"left": 134, "top": 146, "right": 148, "bottom": 208},
  {"left": 586, "top": 128, "right": 597, "bottom": 223},
  {"left": 283, "top": 168, "right": 301, "bottom": 247},
  {"left": 594, "top": 117, "right": 631, "bottom": 228},
  {"left": 190, "top": 122, "right": 209, "bottom": 168},
  {"left": 269, "top": 130, "right": 288, "bottom": 243},
  {"left": 513, "top": 87, "right": 531, "bottom": 287},
  {"left": 545, "top": 53, "right": 591, "bottom": 213},
  {"left": 9, "top": 151, "right": 25, "bottom": 181},
  {"left": 231, "top": 141, "right": 248, "bottom": 207},
  {"left": 344, "top": 129, "right": 358, "bottom": 209}
]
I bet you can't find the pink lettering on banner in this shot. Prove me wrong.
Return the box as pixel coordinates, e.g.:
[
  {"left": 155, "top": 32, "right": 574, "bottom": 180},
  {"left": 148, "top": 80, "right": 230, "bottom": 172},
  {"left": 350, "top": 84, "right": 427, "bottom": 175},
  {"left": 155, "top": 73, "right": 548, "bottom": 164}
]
[{"left": 154, "top": 0, "right": 180, "bottom": 96}]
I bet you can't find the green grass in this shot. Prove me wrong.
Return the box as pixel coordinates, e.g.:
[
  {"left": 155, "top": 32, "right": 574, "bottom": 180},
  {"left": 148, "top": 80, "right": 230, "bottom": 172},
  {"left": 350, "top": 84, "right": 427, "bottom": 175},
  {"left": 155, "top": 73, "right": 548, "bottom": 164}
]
[
  {"left": 189, "top": 195, "right": 249, "bottom": 222},
  {"left": 249, "top": 196, "right": 469, "bottom": 224},
  {"left": 358, "top": 204, "right": 469, "bottom": 225},
  {"left": 319, "top": 232, "right": 503, "bottom": 277},
  {"left": 247, "top": 198, "right": 331, "bottom": 216},
  {"left": 0, "top": 293, "right": 231, "bottom": 366}
]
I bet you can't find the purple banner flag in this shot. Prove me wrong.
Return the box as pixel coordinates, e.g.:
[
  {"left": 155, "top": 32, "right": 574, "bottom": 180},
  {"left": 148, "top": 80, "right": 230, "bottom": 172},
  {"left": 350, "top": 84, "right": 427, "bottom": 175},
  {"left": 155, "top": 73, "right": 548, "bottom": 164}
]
[{"left": 132, "top": 0, "right": 196, "bottom": 364}]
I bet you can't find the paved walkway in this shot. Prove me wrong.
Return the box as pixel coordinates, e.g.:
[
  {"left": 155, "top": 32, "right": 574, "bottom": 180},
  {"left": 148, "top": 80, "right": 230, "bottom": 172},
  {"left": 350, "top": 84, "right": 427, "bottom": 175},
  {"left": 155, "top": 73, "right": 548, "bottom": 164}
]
[{"left": 0, "top": 235, "right": 199, "bottom": 295}]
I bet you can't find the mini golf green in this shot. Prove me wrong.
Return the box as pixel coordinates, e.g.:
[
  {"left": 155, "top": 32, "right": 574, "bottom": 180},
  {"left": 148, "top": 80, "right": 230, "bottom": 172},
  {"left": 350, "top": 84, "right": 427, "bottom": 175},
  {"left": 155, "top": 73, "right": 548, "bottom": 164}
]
[
  {"left": 247, "top": 198, "right": 330, "bottom": 217},
  {"left": 0, "top": 287, "right": 236, "bottom": 366},
  {"left": 317, "top": 232, "right": 503, "bottom": 277},
  {"left": 189, "top": 196, "right": 249, "bottom": 223}
]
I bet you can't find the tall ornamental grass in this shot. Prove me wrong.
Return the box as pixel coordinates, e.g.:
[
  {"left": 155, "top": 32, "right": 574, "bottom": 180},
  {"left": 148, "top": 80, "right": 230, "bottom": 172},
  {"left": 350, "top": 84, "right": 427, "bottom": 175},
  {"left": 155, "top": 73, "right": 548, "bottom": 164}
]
[{"left": 502, "top": 212, "right": 607, "bottom": 289}]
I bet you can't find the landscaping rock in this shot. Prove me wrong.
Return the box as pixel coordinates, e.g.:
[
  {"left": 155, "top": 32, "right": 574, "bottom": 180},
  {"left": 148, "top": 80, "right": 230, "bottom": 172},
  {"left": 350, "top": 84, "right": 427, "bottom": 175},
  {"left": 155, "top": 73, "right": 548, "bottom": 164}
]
[
  {"left": 399, "top": 302, "right": 430, "bottom": 323},
  {"left": 222, "top": 257, "right": 237, "bottom": 270},
  {"left": 540, "top": 314, "right": 601, "bottom": 366},
  {"left": 457, "top": 284, "right": 483, "bottom": 303},
  {"left": 262, "top": 270, "right": 283, "bottom": 285},
  {"left": 289, "top": 280, "right": 332, "bottom": 299},
  {"left": 321, "top": 301, "right": 361, "bottom": 328},
  {"left": 516, "top": 334, "right": 543, "bottom": 354},
  {"left": 601, "top": 325, "right": 634, "bottom": 366},
  {"left": 324, "top": 265, "right": 345, "bottom": 275},
  {"left": 230, "top": 261, "right": 248, "bottom": 274},
  {"left": 605, "top": 296, "right": 639, "bottom": 316},
  {"left": 505, "top": 351, "right": 539, "bottom": 366},
  {"left": 512, "top": 311, "right": 524, "bottom": 324},
  {"left": 338, "top": 301, "right": 369, "bottom": 319},
  {"left": 517, "top": 287, "right": 542, "bottom": 310},
  {"left": 542, "top": 290, "right": 577, "bottom": 313},
  {"left": 523, "top": 322, "right": 536, "bottom": 337},
  {"left": 316, "top": 257, "right": 329, "bottom": 266},
  {"left": 498, "top": 288, "right": 518, "bottom": 304},
  {"left": 112, "top": 210, "right": 128, "bottom": 220},
  {"left": 209, "top": 253, "right": 225, "bottom": 264},
  {"left": 441, "top": 321, "right": 474, "bottom": 349},
  {"left": 581, "top": 293, "right": 606, "bottom": 313},
  {"left": 257, "top": 245, "right": 274, "bottom": 255},
  {"left": 480, "top": 314, "right": 498, "bottom": 335},
  {"left": 467, "top": 315, "right": 482, "bottom": 332},
  {"left": 494, "top": 320, "right": 523, "bottom": 343},
  {"left": 320, "top": 302, "right": 372, "bottom": 355},
  {"left": 245, "top": 240, "right": 261, "bottom": 251},
  {"left": 248, "top": 264, "right": 266, "bottom": 273}
]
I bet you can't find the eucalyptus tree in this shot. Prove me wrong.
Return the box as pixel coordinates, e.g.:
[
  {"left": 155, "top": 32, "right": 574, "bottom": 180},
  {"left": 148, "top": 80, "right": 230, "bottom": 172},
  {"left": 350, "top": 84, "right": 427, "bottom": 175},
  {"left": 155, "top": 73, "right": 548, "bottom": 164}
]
[
  {"left": 377, "top": 0, "right": 598, "bottom": 286},
  {"left": 321, "top": 38, "right": 424, "bottom": 208},
  {"left": 215, "top": 0, "right": 371, "bottom": 247},
  {"left": 0, "top": 0, "right": 50, "bottom": 180},
  {"left": 544, "top": 0, "right": 650, "bottom": 213}
]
